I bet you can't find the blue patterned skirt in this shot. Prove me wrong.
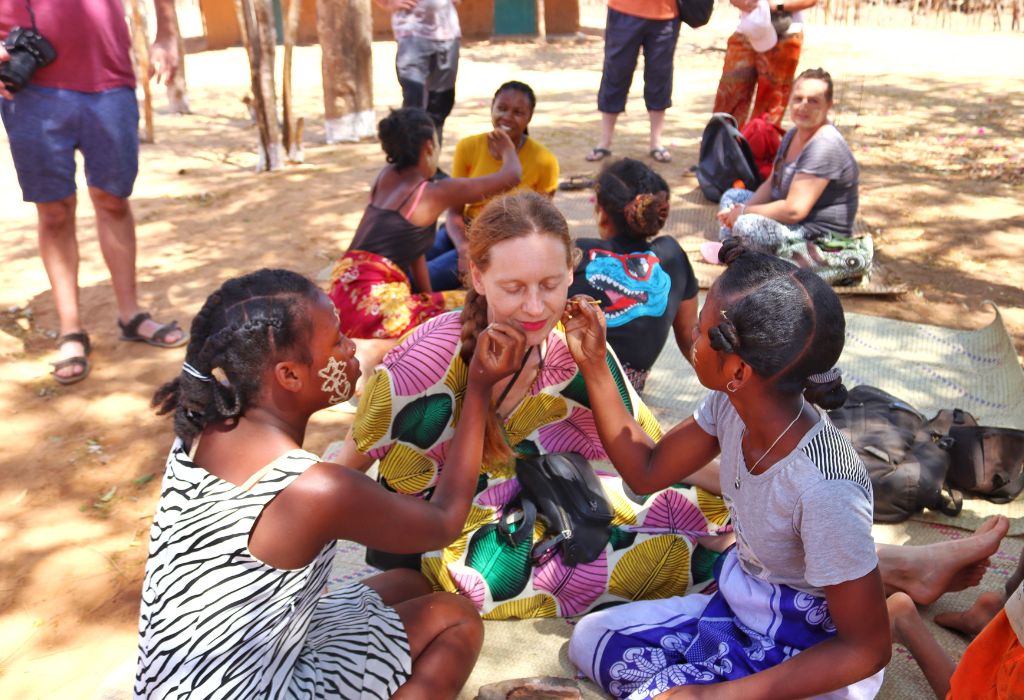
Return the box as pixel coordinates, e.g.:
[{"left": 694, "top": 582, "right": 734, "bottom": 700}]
[{"left": 569, "top": 549, "right": 883, "bottom": 699}]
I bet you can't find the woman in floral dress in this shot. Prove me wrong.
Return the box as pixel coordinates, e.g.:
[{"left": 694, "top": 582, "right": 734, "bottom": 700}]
[{"left": 326, "top": 191, "right": 731, "bottom": 619}]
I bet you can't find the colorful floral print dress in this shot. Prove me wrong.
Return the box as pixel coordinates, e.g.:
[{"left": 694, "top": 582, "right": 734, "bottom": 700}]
[{"left": 343, "top": 312, "right": 731, "bottom": 619}]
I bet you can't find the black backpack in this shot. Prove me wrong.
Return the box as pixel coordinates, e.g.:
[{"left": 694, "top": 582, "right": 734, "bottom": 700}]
[
  {"left": 695, "top": 113, "right": 761, "bottom": 203},
  {"left": 829, "top": 385, "right": 1024, "bottom": 522},
  {"left": 828, "top": 385, "right": 965, "bottom": 523}
]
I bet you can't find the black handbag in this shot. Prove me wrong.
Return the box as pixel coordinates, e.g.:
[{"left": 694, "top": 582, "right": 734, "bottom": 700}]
[
  {"left": 677, "top": 0, "right": 714, "bottom": 29},
  {"left": 497, "top": 452, "right": 614, "bottom": 567}
]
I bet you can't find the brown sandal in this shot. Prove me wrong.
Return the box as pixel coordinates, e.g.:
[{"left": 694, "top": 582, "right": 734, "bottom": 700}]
[
  {"left": 51, "top": 331, "right": 92, "bottom": 385},
  {"left": 118, "top": 312, "right": 189, "bottom": 349}
]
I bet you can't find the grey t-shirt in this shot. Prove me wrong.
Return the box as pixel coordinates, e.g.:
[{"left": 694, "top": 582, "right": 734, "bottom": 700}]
[
  {"left": 770, "top": 124, "right": 860, "bottom": 239},
  {"left": 695, "top": 391, "right": 878, "bottom": 597},
  {"left": 392, "top": 0, "right": 460, "bottom": 41}
]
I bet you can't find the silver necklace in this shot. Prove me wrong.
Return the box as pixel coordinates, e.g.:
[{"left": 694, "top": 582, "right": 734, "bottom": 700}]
[{"left": 735, "top": 397, "right": 805, "bottom": 490}]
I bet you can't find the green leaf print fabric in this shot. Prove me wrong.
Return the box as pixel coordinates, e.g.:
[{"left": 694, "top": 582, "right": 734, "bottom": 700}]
[{"left": 342, "top": 312, "right": 732, "bottom": 619}]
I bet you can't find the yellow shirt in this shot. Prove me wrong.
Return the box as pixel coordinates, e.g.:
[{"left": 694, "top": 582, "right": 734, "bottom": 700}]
[{"left": 452, "top": 133, "right": 560, "bottom": 222}]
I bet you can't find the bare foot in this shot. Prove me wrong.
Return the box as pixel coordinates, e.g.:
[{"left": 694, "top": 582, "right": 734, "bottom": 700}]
[
  {"left": 887, "top": 591, "right": 920, "bottom": 644},
  {"left": 879, "top": 515, "right": 1010, "bottom": 605},
  {"left": 54, "top": 337, "right": 88, "bottom": 381},
  {"left": 934, "top": 590, "right": 1005, "bottom": 637}
]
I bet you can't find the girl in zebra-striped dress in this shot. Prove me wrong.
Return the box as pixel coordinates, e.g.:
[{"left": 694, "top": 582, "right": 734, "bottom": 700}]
[{"left": 135, "top": 269, "right": 526, "bottom": 699}]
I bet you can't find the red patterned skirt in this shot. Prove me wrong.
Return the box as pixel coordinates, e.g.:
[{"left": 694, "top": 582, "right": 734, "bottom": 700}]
[{"left": 328, "top": 250, "right": 465, "bottom": 339}]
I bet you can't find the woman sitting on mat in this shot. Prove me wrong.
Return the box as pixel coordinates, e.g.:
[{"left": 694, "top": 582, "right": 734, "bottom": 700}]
[
  {"left": 330, "top": 190, "right": 733, "bottom": 620},
  {"left": 569, "top": 158, "right": 699, "bottom": 393},
  {"left": 329, "top": 107, "right": 520, "bottom": 340},
  {"left": 135, "top": 268, "right": 526, "bottom": 699},
  {"left": 567, "top": 239, "right": 891, "bottom": 697},
  {"left": 426, "top": 81, "right": 560, "bottom": 291},
  {"left": 326, "top": 192, "right": 1005, "bottom": 623},
  {"left": 713, "top": 68, "right": 872, "bottom": 285}
]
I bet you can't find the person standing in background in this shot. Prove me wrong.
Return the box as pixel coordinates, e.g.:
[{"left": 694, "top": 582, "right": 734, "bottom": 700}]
[
  {"left": 586, "top": 0, "right": 680, "bottom": 164},
  {"left": 713, "top": 0, "right": 820, "bottom": 128},
  {"left": 376, "top": 0, "right": 461, "bottom": 143},
  {"left": 0, "top": 0, "right": 187, "bottom": 386}
]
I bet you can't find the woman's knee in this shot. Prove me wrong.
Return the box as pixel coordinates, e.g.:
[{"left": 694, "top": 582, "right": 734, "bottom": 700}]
[
  {"left": 364, "top": 568, "right": 434, "bottom": 605},
  {"left": 719, "top": 187, "right": 753, "bottom": 211}
]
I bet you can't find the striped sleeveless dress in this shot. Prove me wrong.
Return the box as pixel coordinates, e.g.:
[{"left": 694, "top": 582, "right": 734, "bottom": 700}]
[{"left": 134, "top": 442, "right": 411, "bottom": 698}]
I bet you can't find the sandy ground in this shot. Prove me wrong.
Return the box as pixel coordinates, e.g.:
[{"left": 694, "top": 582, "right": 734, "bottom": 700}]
[{"left": 0, "top": 6, "right": 1022, "bottom": 698}]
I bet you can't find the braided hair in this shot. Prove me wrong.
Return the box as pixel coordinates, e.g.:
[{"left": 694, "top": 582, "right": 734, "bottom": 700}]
[
  {"left": 459, "top": 191, "right": 576, "bottom": 466},
  {"left": 378, "top": 107, "right": 437, "bottom": 170},
  {"left": 710, "top": 239, "right": 848, "bottom": 409},
  {"left": 595, "top": 158, "right": 670, "bottom": 240},
  {"left": 152, "top": 269, "right": 322, "bottom": 445}
]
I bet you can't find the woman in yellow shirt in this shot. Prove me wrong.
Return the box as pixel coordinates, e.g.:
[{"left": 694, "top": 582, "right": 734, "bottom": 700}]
[{"left": 427, "top": 81, "right": 560, "bottom": 290}]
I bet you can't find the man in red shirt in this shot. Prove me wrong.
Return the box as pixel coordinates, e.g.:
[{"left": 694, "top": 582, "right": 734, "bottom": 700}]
[{"left": 1, "top": 0, "right": 185, "bottom": 385}]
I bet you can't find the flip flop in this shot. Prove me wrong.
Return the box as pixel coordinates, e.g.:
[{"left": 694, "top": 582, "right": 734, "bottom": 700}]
[
  {"left": 584, "top": 147, "right": 612, "bottom": 162},
  {"left": 51, "top": 331, "right": 92, "bottom": 385},
  {"left": 118, "top": 312, "right": 190, "bottom": 349},
  {"left": 700, "top": 241, "right": 724, "bottom": 265},
  {"left": 650, "top": 147, "right": 672, "bottom": 163},
  {"left": 558, "top": 175, "right": 595, "bottom": 191}
]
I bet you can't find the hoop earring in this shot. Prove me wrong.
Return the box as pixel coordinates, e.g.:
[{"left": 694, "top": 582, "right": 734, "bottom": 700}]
[{"left": 726, "top": 380, "right": 738, "bottom": 393}]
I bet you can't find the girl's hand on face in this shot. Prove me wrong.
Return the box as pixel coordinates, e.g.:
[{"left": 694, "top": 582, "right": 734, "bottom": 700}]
[
  {"left": 487, "top": 127, "right": 517, "bottom": 161},
  {"left": 469, "top": 322, "right": 527, "bottom": 387},
  {"left": 562, "top": 295, "right": 607, "bottom": 368}
]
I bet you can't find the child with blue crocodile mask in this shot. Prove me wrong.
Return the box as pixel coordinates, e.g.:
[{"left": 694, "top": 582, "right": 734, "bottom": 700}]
[{"left": 568, "top": 158, "right": 700, "bottom": 394}]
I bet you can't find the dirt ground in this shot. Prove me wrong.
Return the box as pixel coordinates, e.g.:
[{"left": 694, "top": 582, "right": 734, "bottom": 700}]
[{"left": 0, "top": 6, "right": 1022, "bottom": 698}]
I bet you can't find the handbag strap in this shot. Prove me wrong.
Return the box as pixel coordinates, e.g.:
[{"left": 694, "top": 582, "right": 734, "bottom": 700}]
[
  {"left": 496, "top": 493, "right": 537, "bottom": 549},
  {"left": 494, "top": 345, "right": 533, "bottom": 411}
]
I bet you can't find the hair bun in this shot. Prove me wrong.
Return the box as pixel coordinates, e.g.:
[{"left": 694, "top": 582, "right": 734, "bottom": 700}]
[
  {"left": 719, "top": 238, "right": 749, "bottom": 265},
  {"left": 623, "top": 191, "right": 669, "bottom": 237},
  {"left": 803, "top": 366, "right": 848, "bottom": 409}
]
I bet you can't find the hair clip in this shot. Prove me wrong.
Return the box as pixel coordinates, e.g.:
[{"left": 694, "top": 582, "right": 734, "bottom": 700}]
[
  {"left": 720, "top": 309, "right": 729, "bottom": 320},
  {"left": 182, "top": 362, "right": 212, "bottom": 382},
  {"left": 808, "top": 367, "right": 842, "bottom": 384}
]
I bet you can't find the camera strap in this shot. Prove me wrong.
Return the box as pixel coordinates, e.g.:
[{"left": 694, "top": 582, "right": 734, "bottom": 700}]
[{"left": 24, "top": 0, "right": 39, "bottom": 33}]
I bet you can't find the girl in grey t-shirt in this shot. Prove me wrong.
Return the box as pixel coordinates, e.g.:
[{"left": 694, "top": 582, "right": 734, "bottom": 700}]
[{"left": 567, "top": 240, "right": 889, "bottom": 698}]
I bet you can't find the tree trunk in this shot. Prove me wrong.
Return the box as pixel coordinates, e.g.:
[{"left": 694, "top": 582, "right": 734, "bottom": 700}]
[
  {"left": 236, "top": 0, "right": 282, "bottom": 170},
  {"left": 282, "top": 0, "right": 304, "bottom": 161},
  {"left": 125, "top": 0, "right": 154, "bottom": 143},
  {"left": 167, "top": 3, "right": 191, "bottom": 114},
  {"left": 317, "top": 0, "right": 375, "bottom": 144}
]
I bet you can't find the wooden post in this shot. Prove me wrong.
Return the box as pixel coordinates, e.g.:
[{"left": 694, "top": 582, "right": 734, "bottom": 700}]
[
  {"left": 536, "top": 0, "right": 547, "bottom": 42},
  {"left": 126, "top": 0, "right": 154, "bottom": 143},
  {"left": 317, "top": 0, "right": 375, "bottom": 144},
  {"left": 236, "top": 0, "right": 283, "bottom": 170},
  {"left": 282, "top": 0, "right": 304, "bottom": 162}
]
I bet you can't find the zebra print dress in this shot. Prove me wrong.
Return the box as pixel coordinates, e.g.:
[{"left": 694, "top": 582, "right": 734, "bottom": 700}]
[{"left": 134, "top": 442, "right": 411, "bottom": 699}]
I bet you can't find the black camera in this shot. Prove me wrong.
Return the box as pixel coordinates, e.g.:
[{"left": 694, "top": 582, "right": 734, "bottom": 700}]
[{"left": 1, "top": 26, "right": 57, "bottom": 94}]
